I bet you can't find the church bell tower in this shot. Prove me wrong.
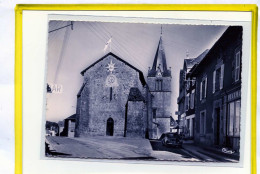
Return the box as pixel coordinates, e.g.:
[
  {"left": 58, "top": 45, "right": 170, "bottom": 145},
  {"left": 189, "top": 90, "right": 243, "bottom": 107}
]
[{"left": 147, "top": 27, "right": 172, "bottom": 139}]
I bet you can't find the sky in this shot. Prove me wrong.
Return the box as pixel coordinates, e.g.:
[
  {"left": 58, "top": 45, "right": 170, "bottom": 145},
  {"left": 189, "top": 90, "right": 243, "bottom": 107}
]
[{"left": 46, "top": 21, "right": 227, "bottom": 122}]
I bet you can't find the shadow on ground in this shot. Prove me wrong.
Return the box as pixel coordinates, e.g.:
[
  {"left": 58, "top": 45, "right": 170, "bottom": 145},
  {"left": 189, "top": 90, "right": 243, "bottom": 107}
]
[{"left": 150, "top": 140, "right": 192, "bottom": 159}]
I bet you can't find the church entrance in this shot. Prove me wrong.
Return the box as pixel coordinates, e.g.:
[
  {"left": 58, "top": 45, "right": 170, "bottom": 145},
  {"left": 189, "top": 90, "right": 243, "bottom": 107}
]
[{"left": 106, "top": 117, "right": 114, "bottom": 136}]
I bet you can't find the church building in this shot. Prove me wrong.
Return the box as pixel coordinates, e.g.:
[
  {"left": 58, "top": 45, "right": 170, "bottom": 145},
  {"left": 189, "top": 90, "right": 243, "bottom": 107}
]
[{"left": 75, "top": 35, "right": 172, "bottom": 139}]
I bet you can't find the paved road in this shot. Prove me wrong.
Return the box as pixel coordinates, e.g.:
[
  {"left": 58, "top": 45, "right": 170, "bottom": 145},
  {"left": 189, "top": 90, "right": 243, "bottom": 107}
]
[
  {"left": 149, "top": 140, "right": 201, "bottom": 161},
  {"left": 46, "top": 136, "right": 202, "bottom": 162}
]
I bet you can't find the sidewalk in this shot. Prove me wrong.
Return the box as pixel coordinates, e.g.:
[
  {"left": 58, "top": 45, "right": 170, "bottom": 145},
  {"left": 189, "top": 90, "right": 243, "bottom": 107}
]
[{"left": 182, "top": 142, "right": 239, "bottom": 162}]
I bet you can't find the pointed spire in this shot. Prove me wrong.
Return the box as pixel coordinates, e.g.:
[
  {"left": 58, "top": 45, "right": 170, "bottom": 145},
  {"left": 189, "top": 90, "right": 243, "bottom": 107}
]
[{"left": 148, "top": 26, "right": 171, "bottom": 77}]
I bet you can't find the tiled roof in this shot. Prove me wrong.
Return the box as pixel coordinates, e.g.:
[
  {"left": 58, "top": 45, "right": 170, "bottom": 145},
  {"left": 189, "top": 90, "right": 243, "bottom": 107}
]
[{"left": 185, "top": 49, "right": 209, "bottom": 70}]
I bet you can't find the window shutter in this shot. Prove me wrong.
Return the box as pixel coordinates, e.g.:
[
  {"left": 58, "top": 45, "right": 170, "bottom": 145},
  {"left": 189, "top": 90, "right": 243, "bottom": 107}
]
[
  {"left": 213, "top": 70, "right": 216, "bottom": 93},
  {"left": 220, "top": 64, "right": 224, "bottom": 89},
  {"left": 205, "top": 77, "right": 207, "bottom": 98},
  {"left": 200, "top": 82, "right": 202, "bottom": 101}
]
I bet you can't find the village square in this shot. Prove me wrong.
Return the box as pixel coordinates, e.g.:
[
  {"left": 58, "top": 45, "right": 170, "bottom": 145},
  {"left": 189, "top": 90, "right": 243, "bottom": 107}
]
[{"left": 45, "top": 21, "right": 241, "bottom": 162}]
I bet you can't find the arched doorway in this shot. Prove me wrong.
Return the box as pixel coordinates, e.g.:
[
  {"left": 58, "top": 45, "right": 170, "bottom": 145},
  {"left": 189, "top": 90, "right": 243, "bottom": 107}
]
[{"left": 106, "top": 117, "right": 114, "bottom": 136}]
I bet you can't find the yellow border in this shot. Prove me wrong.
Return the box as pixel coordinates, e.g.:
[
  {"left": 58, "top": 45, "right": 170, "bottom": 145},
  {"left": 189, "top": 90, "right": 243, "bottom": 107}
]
[{"left": 15, "top": 4, "right": 257, "bottom": 174}]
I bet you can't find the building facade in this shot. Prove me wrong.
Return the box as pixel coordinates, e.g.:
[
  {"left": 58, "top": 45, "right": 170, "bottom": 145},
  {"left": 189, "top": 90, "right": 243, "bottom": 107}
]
[
  {"left": 177, "top": 50, "right": 208, "bottom": 139},
  {"left": 189, "top": 26, "right": 242, "bottom": 151},
  {"left": 75, "top": 37, "right": 172, "bottom": 139},
  {"left": 60, "top": 114, "right": 76, "bottom": 137}
]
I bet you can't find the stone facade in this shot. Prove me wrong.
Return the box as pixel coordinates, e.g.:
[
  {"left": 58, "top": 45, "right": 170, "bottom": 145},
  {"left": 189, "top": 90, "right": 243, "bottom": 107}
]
[{"left": 75, "top": 53, "right": 153, "bottom": 138}]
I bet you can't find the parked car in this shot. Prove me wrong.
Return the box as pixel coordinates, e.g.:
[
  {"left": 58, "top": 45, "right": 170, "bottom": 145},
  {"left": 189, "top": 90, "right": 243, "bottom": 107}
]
[{"left": 159, "top": 132, "right": 183, "bottom": 147}]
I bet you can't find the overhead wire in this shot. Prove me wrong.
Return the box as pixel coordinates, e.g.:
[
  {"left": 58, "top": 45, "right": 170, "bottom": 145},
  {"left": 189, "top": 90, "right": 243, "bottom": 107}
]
[
  {"left": 90, "top": 22, "right": 144, "bottom": 70},
  {"left": 110, "top": 24, "right": 161, "bottom": 57},
  {"left": 98, "top": 23, "right": 145, "bottom": 70},
  {"left": 81, "top": 22, "right": 130, "bottom": 64},
  {"left": 53, "top": 21, "right": 72, "bottom": 84}
]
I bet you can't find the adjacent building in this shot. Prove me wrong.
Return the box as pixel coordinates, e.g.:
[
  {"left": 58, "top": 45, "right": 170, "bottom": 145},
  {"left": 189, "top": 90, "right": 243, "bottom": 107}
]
[
  {"left": 177, "top": 50, "right": 208, "bottom": 139},
  {"left": 60, "top": 114, "right": 76, "bottom": 137},
  {"left": 187, "top": 26, "right": 242, "bottom": 151}
]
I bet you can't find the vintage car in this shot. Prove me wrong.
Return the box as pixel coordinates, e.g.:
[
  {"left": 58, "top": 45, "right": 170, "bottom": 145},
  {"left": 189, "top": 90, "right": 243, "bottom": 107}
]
[{"left": 159, "top": 132, "right": 183, "bottom": 147}]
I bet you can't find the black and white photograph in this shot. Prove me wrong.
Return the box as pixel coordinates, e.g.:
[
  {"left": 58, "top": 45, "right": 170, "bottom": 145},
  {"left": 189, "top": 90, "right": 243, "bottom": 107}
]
[{"left": 45, "top": 19, "right": 242, "bottom": 163}]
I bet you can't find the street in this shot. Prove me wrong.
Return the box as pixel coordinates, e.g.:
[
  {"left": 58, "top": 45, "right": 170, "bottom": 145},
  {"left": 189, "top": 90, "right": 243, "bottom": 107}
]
[
  {"left": 149, "top": 140, "right": 199, "bottom": 161},
  {"left": 46, "top": 136, "right": 199, "bottom": 161}
]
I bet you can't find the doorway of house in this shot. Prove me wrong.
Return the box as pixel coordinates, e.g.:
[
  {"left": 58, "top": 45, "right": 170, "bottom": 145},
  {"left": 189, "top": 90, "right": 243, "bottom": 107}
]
[
  {"left": 106, "top": 117, "right": 114, "bottom": 136},
  {"left": 215, "top": 108, "right": 221, "bottom": 145}
]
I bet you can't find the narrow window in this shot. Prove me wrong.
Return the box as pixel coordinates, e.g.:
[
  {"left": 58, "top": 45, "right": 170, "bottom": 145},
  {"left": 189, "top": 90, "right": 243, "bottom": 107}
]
[
  {"left": 220, "top": 64, "right": 224, "bottom": 89},
  {"left": 190, "top": 90, "right": 195, "bottom": 109},
  {"left": 186, "top": 78, "right": 190, "bottom": 90},
  {"left": 185, "top": 94, "right": 189, "bottom": 111},
  {"left": 152, "top": 108, "right": 157, "bottom": 119},
  {"left": 215, "top": 68, "right": 221, "bottom": 92},
  {"left": 155, "top": 79, "right": 163, "bottom": 91},
  {"left": 201, "top": 77, "right": 207, "bottom": 100},
  {"left": 159, "top": 80, "right": 162, "bottom": 90},
  {"left": 110, "top": 87, "right": 113, "bottom": 101},
  {"left": 200, "top": 111, "right": 206, "bottom": 134},
  {"left": 213, "top": 64, "right": 224, "bottom": 93}
]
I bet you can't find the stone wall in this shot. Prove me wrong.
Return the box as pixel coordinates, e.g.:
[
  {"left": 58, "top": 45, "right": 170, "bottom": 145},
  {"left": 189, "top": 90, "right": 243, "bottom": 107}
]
[
  {"left": 75, "top": 54, "right": 149, "bottom": 137},
  {"left": 147, "top": 76, "right": 172, "bottom": 138},
  {"left": 126, "top": 101, "right": 146, "bottom": 138}
]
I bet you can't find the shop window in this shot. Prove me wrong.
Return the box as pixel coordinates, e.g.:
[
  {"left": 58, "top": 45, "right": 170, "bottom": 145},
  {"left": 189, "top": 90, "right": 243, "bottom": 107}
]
[{"left": 228, "top": 100, "right": 241, "bottom": 137}]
